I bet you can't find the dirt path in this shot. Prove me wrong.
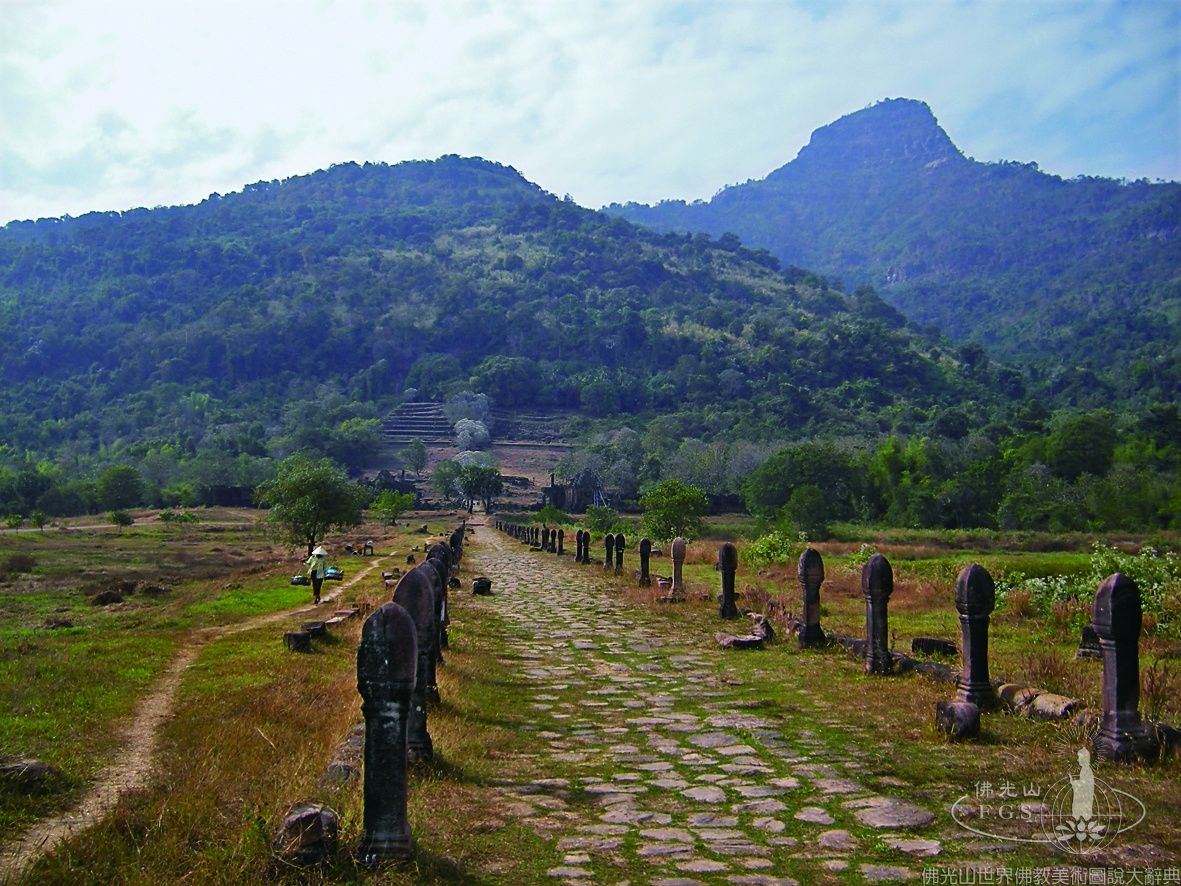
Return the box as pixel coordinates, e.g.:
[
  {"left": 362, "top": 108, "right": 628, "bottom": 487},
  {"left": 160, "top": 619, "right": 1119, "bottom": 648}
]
[
  {"left": 0, "top": 557, "right": 389, "bottom": 885},
  {"left": 464, "top": 524, "right": 959, "bottom": 884}
]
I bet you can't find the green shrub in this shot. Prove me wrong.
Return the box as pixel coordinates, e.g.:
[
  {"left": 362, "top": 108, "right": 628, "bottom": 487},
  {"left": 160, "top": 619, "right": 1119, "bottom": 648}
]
[{"left": 743, "top": 530, "right": 808, "bottom": 571}]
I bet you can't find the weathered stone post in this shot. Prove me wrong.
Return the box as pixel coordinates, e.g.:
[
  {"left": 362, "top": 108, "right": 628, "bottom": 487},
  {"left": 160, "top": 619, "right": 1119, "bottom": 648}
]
[
  {"left": 671, "top": 537, "right": 687, "bottom": 598},
  {"left": 604, "top": 533, "right": 615, "bottom": 571},
  {"left": 638, "top": 537, "right": 652, "bottom": 586},
  {"left": 862, "top": 553, "right": 894, "bottom": 675},
  {"left": 356, "top": 602, "right": 417, "bottom": 862},
  {"left": 574, "top": 529, "right": 584, "bottom": 563},
  {"left": 392, "top": 571, "right": 437, "bottom": 762},
  {"left": 614, "top": 533, "right": 625, "bottom": 573},
  {"left": 797, "top": 548, "right": 826, "bottom": 648},
  {"left": 718, "top": 542, "right": 739, "bottom": 619},
  {"left": 1093, "top": 573, "right": 1156, "bottom": 762},
  {"left": 954, "top": 564, "right": 997, "bottom": 709},
  {"left": 557, "top": 529, "right": 564, "bottom": 555}
]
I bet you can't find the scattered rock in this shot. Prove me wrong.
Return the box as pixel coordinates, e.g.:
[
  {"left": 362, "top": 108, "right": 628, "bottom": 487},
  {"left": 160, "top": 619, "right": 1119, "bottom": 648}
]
[
  {"left": 0, "top": 757, "right": 63, "bottom": 791},
  {"left": 91, "top": 590, "right": 123, "bottom": 606},
  {"left": 851, "top": 798, "right": 935, "bottom": 829},
  {"left": 859, "top": 864, "right": 918, "bottom": 881},
  {"left": 818, "top": 829, "right": 858, "bottom": 851},
  {"left": 273, "top": 802, "right": 339, "bottom": 863}
]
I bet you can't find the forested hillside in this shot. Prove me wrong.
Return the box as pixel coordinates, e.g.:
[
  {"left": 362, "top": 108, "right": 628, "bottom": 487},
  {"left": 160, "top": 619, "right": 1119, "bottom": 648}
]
[
  {"left": 1, "top": 155, "right": 1002, "bottom": 462},
  {"left": 1, "top": 156, "right": 1177, "bottom": 532},
  {"left": 608, "top": 99, "right": 1181, "bottom": 403}
]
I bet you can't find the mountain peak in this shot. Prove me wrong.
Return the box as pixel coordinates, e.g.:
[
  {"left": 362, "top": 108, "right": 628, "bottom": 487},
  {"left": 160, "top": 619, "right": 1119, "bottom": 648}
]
[{"left": 776, "top": 98, "right": 964, "bottom": 177}]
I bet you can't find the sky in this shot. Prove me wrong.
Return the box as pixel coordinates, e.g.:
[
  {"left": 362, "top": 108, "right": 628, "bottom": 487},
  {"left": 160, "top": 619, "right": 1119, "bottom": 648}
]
[{"left": 1, "top": 0, "right": 1178, "bottom": 225}]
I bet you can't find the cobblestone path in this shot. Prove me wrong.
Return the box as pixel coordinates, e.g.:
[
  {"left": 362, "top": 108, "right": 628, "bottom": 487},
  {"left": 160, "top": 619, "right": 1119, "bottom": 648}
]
[{"left": 463, "top": 525, "right": 959, "bottom": 885}]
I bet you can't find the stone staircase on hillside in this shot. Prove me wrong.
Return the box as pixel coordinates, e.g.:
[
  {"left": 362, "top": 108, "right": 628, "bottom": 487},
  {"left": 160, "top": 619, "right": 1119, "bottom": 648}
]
[{"left": 381, "top": 403, "right": 453, "bottom": 444}]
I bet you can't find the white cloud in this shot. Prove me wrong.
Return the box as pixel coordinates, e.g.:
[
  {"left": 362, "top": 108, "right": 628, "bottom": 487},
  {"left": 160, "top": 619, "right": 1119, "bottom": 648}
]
[{"left": 0, "top": 0, "right": 1177, "bottom": 223}]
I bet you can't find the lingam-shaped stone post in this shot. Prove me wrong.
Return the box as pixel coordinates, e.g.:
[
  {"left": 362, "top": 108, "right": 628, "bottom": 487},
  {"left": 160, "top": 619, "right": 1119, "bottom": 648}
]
[
  {"left": 557, "top": 529, "right": 564, "bottom": 555},
  {"left": 574, "top": 529, "right": 584, "bottom": 563},
  {"left": 580, "top": 530, "right": 590, "bottom": 564},
  {"left": 391, "top": 570, "right": 437, "bottom": 762},
  {"left": 638, "top": 537, "right": 652, "bottom": 586},
  {"left": 604, "top": 533, "right": 615, "bottom": 571},
  {"left": 718, "top": 542, "right": 738, "bottom": 619},
  {"left": 862, "top": 553, "right": 894, "bottom": 675},
  {"left": 356, "top": 602, "right": 417, "bottom": 862},
  {"left": 670, "top": 537, "right": 687, "bottom": 599},
  {"left": 614, "top": 533, "right": 625, "bottom": 574},
  {"left": 1093, "top": 573, "right": 1156, "bottom": 762},
  {"left": 954, "top": 564, "right": 997, "bottom": 709},
  {"left": 797, "top": 548, "right": 826, "bottom": 649}
]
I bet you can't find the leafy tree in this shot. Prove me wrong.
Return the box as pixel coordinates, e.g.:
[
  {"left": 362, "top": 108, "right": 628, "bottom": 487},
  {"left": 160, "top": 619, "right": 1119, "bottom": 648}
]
[
  {"left": 328, "top": 417, "right": 382, "bottom": 466},
  {"left": 455, "top": 419, "right": 490, "bottom": 451},
  {"left": 781, "top": 484, "right": 832, "bottom": 539},
  {"left": 401, "top": 438, "right": 428, "bottom": 476},
  {"left": 29, "top": 510, "right": 47, "bottom": 531},
  {"left": 1045, "top": 411, "right": 1118, "bottom": 481},
  {"left": 457, "top": 464, "right": 502, "bottom": 513},
  {"left": 109, "top": 509, "right": 134, "bottom": 530},
  {"left": 255, "top": 454, "right": 370, "bottom": 556},
  {"left": 97, "top": 465, "right": 143, "bottom": 510},
  {"left": 372, "top": 490, "right": 416, "bottom": 525},
  {"left": 639, "top": 479, "right": 708, "bottom": 542},
  {"left": 431, "top": 459, "right": 463, "bottom": 503}
]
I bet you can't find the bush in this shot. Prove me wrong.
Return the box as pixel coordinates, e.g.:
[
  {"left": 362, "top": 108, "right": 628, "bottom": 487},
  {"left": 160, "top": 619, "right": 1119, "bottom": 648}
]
[
  {"left": 3, "top": 553, "right": 36, "bottom": 573},
  {"left": 109, "top": 510, "right": 134, "bottom": 529},
  {"left": 998, "top": 542, "right": 1181, "bottom": 638},
  {"left": 535, "top": 504, "right": 569, "bottom": 525},
  {"left": 584, "top": 505, "right": 619, "bottom": 534},
  {"left": 743, "top": 530, "right": 808, "bottom": 571}
]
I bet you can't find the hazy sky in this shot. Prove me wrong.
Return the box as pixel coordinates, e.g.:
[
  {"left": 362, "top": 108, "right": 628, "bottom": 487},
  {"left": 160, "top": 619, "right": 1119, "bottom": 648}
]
[{"left": 1, "top": 0, "right": 1178, "bottom": 224}]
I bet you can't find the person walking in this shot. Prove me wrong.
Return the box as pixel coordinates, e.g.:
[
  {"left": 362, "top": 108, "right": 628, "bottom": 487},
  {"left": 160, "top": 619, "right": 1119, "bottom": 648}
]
[{"left": 305, "top": 546, "right": 328, "bottom": 604}]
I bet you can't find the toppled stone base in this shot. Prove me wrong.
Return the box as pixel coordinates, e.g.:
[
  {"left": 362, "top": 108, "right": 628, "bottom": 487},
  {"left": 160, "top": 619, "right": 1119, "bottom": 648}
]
[{"left": 274, "top": 802, "right": 339, "bottom": 863}]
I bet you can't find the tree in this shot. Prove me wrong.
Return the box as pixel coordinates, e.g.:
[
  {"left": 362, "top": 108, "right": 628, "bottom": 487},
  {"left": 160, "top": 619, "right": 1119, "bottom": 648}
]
[
  {"left": 29, "top": 510, "right": 47, "bottom": 531},
  {"left": 255, "top": 454, "right": 370, "bottom": 556},
  {"left": 402, "top": 438, "right": 428, "bottom": 476},
  {"left": 454, "top": 419, "right": 490, "bottom": 451},
  {"left": 640, "top": 479, "right": 709, "bottom": 542},
  {"left": 372, "top": 490, "right": 416, "bottom": 525},
  {"left": 431, "top": 460, "right": 462, "bottom": 503},
  {"left": 457, "top": 464, "right": 502, "bottom": 513},
  {"left": 97, "top": 464, "right": 143, "bottom": 510},
  {"left": 109, "top": 509, "right": 134, "bottom": 530}
]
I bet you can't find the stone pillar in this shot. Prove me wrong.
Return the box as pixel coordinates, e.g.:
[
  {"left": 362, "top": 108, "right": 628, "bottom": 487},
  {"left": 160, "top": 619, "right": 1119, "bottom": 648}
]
[
  {"left": 671, "top": 537, "right": 686, "bottom": 598},
  {"left": 574, "top": 530, "right": 583, "bottom": 563},
  {"left": 604, "top": 533, "right": 615, "bottom": 570},
  {"left": 862, "top": 553, "right": 894, "bottom": 675},
  {"left": 718, "top": 542, "right": 738, "bottom": 619},
  {"left": 797, "top": 548, "right": 826, "bottom": 648},
  {"left": 557, "top": 529, "right": 564, "bottom": 555},
  {"left": 954, "top": 564, "right": 997, "bottom": 709},
  {"left": 638, "top": 537, "right": 652, "bottom": 586},
  {"left": 391, "top": 571, "right": 437, "bottom": 762},
  {"left": 356, "top": 602, "right": 417, "bottom": 862},
  {"left": 1092, "top": 573, "right": 1155, "bottom": 762},
  {"left": 614, "top": 533, "right": 625, "bottom": 573}
]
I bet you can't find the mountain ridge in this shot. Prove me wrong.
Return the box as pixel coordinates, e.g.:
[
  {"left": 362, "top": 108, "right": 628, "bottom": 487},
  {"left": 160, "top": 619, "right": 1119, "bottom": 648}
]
[{"left": 607, "top": 98, "right": 1181, "bottom": 401}]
